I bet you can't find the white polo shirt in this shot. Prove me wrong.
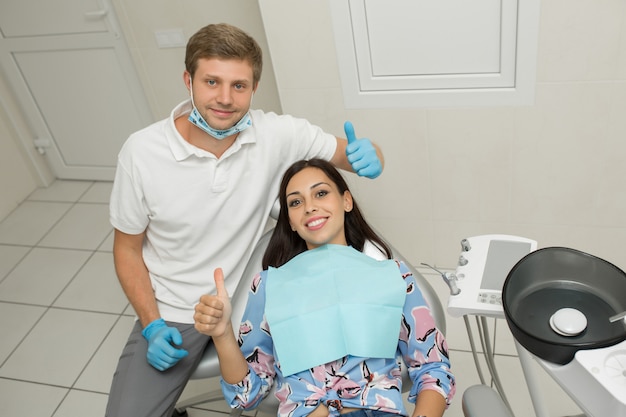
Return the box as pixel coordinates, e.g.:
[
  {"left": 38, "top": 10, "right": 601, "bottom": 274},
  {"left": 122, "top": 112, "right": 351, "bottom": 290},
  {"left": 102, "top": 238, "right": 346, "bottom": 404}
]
[{"left": 110, "top": 100, "right": 337, "bottom": 323}]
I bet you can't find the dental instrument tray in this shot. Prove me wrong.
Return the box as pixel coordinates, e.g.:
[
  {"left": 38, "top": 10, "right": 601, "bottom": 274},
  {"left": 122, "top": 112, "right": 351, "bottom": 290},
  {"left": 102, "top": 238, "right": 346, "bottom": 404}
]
[{"left": 447, "top": 234, "right": 537, "bottom": 318}]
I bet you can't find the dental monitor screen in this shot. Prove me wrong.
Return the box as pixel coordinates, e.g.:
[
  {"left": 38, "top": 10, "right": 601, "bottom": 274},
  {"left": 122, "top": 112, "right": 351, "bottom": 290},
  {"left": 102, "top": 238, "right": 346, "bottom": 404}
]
[{"left": 481, "top": 240, "right": 532, "bottom": 291}]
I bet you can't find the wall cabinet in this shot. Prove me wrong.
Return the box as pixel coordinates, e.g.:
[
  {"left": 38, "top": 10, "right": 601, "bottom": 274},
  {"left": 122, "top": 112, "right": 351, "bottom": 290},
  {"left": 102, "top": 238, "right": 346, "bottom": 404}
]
[{"left": 330, "top": 0, "right": 541, "bottom": 108}]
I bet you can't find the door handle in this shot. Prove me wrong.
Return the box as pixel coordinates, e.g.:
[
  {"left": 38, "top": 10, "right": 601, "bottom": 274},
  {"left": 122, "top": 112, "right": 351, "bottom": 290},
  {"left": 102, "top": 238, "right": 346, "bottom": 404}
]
[{"left": 84, "top": 6, "right": 108, "bottom": 19}]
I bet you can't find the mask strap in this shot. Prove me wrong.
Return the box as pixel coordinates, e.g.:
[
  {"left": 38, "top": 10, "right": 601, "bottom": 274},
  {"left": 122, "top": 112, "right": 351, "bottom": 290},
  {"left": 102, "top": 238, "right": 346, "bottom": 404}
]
[{"left": 189, "top": 77, "right": 198, "bottom": 109}]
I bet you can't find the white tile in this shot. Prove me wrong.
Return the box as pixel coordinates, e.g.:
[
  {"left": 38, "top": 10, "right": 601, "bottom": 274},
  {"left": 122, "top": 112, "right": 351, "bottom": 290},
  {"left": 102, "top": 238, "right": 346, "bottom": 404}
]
[
  {"left": 123, "top": 303, "right": 136, "bottom": 317},
  {"left": 0, "top": 244, "right": 29, "bottom": 282},
  {"left": 28, "top": 180, "right": 93, "bottom": 203},
  {"left": 0, "top": 201, "right": 71, "bottom": 246},
  {"left": 0, "top": 303, "right": 46, "bottom": 363},
  {"left": 511, "top": 83, "right": 614, "bottom": 227},
  {"left": 53, "top": 389, "right": 108, "bottom": 417},
  {"left": 74, "top": 315, "right": 135, "bottom": 393},
  {"left": 427, "top": 107, "right": 515, "bottom": 224},
  {"left": 0, "top": 378, "right": 67, "bottom": 416},
  {"left": 97, "top": 230, "right": 114, "bottom": 252},
  {"left": 79, "top": 181, "right": 113, "bottom": 204},
  {"left": 0, "top": 248, "right": 91, "bottom": 305},
  {"left": 537, "top": 0, "right": 625, "bottom": 82},
  {"left": 54, "top": 252, "right": 127, "bottom": 314},
  {"left": 373, "top": 217, "right": 433, "bottom": 268},
  {"left": 39, "top": 203, "right": 112, "bottom": 250},
  {"left": 0, "top": 308, "right": 117, "bottom": 387}
]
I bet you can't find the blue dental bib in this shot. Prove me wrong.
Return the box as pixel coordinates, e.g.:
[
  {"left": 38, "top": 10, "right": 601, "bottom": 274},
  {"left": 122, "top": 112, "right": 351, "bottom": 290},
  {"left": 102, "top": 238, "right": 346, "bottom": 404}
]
[{"left": 265, "top": 244, "right": 406, "bottom": 376}]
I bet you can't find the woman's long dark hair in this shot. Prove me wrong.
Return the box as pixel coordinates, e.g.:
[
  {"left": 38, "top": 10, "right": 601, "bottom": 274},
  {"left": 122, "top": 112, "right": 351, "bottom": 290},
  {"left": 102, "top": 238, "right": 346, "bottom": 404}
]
[{"left": 262, "top": 159, "right": 392, "bottom": 269}]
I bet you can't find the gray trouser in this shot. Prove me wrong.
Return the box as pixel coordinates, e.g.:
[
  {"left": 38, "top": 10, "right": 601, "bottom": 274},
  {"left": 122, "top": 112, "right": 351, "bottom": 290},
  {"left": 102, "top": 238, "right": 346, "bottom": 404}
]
[{"left": 105, "top": 320, "right": 210, "bottom": 417}]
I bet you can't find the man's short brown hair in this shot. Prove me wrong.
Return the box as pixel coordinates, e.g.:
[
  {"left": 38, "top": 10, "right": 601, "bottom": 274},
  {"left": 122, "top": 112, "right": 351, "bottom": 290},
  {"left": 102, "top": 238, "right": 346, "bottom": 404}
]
[{"left": 185, "top": 23, "right": 263, "bottom": 86}]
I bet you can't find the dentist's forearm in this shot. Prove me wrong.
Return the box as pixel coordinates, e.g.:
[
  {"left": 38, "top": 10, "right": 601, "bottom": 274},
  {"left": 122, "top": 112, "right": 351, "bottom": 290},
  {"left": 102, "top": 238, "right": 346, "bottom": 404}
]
[{"left": 113, "top": 229, "right": 160, "bottom": 327}]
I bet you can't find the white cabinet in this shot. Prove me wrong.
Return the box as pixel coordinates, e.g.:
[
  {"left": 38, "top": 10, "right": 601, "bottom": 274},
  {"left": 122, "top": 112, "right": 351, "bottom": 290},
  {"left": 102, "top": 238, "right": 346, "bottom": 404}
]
[{"left": 330, "top": 0, "right": 541, "bottom": 108}]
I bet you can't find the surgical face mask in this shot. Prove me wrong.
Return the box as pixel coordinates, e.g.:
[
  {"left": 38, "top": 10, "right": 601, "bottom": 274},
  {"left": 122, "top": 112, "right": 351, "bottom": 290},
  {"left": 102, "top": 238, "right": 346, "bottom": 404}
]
[{"left": 187, "top": 78, "right": 252, "bottom": 140}]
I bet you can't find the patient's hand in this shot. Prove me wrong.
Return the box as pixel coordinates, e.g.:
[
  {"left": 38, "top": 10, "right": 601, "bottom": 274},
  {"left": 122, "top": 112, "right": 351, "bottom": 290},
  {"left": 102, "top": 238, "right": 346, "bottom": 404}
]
[{"left": 194, "top": 268, "right": 233, "bottom": 338}]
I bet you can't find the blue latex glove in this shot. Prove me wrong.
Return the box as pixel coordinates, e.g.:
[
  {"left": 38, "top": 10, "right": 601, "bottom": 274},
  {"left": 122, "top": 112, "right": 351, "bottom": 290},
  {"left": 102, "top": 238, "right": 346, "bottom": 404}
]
[
  {"left": 142, "top": 318, "right": 189, "bottom": 371},
  {"left": 344, "top": 121, "right": 382, "bottom": 179}
]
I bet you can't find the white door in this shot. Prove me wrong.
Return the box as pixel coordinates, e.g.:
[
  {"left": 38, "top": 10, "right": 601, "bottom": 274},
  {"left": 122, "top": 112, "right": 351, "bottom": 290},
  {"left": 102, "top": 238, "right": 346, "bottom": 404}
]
[{"left": 0, "top": 0, "right": 153, "bottom": 180}]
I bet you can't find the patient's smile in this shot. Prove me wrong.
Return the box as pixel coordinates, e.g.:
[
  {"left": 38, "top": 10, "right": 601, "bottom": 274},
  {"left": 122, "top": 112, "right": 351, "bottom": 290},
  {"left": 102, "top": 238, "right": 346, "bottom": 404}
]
[{"left": 306, "top": 217, "right": 327, "bottom": 229}]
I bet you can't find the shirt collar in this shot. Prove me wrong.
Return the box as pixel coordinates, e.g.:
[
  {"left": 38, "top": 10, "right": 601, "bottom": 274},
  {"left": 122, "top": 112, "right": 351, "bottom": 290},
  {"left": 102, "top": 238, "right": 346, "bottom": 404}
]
[{"left": 166, "top": 100, "right": 256, "bottom": 161}]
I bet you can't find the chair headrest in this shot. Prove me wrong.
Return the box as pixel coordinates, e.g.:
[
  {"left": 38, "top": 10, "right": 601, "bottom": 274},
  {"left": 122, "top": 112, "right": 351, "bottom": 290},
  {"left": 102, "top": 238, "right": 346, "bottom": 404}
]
[{"left": 270, "top": 198, "right": 280, "bottom": 220}]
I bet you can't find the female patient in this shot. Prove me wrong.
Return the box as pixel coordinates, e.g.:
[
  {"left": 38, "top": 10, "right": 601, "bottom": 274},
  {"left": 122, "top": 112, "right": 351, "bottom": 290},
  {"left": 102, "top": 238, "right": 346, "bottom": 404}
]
[{"left": 194, "top": 159, "right": 455, "bottom": 417}]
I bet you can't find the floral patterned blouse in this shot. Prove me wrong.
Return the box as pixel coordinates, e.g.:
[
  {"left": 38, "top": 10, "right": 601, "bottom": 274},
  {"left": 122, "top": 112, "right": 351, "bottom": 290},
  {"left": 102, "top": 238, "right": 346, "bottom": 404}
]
[{"left": 220, "top": 260, "right": 456, "bottom": 417}]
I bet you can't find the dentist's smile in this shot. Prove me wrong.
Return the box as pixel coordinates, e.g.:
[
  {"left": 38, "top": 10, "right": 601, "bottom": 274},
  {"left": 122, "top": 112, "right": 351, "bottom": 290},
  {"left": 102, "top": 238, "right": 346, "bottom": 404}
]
[{"left": 211, "top": 107, "right": 235, "bottom": 117}]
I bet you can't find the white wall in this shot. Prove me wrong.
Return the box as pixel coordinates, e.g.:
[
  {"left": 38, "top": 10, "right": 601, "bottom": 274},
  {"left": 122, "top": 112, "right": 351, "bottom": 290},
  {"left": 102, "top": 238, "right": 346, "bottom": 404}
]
[
  {"left": 110, "top": 0, "right": 282, "bottom": 120},
  {"left": 258, "top": 0, "right": 626, "bottom": 270}
]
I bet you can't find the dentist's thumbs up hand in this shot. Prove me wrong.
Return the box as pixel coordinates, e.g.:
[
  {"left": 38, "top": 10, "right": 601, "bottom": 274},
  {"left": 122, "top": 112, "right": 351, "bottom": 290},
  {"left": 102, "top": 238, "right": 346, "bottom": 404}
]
[
  {"left": 194, "top": 268, "right": 232, "bottom": 338},
  {"left": 344, "top": 121, "right": 383, "bottom": 179}
]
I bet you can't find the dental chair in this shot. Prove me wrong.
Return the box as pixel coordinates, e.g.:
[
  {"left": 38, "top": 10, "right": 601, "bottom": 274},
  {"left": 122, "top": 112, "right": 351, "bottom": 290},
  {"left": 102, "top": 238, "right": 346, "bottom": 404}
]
[{"left": 173, "top": 228, "right": 511, "bottom": 417}]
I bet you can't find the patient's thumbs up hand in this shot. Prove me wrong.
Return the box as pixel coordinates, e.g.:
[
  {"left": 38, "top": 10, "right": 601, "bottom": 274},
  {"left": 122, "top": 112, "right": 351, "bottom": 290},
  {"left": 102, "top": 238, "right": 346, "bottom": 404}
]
[
  {"left": 194, "top": 268, "right": 232, "bottom": 337},
  {"left": 214, "top": 267, "right": 228, "bottom": 299}
]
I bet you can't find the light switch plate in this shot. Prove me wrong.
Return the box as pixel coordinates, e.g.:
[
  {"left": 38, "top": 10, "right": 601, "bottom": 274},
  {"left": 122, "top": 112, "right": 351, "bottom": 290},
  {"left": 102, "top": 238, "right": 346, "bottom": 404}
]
[{"left": 154, "top": 29, "right": 186, "bottom": 48}]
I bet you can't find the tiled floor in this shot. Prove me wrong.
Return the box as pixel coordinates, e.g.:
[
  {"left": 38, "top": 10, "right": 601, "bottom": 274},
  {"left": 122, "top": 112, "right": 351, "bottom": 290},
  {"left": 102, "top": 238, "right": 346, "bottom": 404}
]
[{"left": 0, "top": 180, "right": 586, "bottom": 417}]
